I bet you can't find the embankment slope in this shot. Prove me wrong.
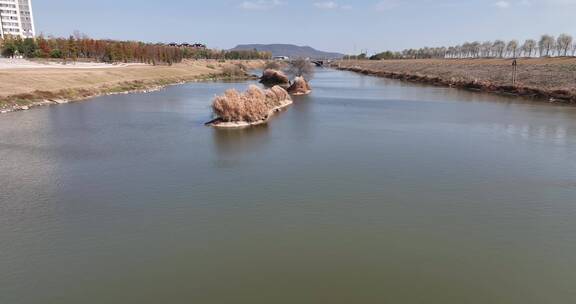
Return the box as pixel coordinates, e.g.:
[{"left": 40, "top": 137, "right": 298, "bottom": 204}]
[
  {"left": 335, "top": 58, "right": 576, "bottom": 103},
  {"left": 0, "top": 60, "right": 264, "bottom": 112}
]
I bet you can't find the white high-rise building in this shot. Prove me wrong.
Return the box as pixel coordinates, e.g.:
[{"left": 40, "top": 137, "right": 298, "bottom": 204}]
[{"left": 0, "top": 0, "right": 35, "bottom": 39}]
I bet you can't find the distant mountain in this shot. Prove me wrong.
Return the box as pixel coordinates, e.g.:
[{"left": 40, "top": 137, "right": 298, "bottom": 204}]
[{"left": 230, "top": 44, "right": 344, "bottom": 59}]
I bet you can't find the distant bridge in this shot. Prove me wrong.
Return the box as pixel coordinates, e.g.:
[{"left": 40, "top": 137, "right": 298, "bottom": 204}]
[
  {"left": 280, "top": 59, "right": 332, "bottom": 67},
  {"left": 311, "top": 60, "right": 329, "bottom": 67}
]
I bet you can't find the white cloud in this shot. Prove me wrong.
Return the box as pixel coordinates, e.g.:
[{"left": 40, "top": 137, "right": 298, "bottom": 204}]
[
  {"left": 240, "top": 0, "right": 282, "bottom": 10},
  {"left": 375, "top": 0, "right": 400, "bottom": 11},
  {"left": 314, "top": 1, "right": 352, "bottom": 10},
  {"left": 315, "top": 1, "right": 338, "bottom": 9},
  {"left": 542, "top": 0, "right": 576, "bottom": 4},
  {"left": 494, "top": 1, "right": 511, "bottom": 8},
  {"left": 519, "top": 0, "right": 532, "bottom": 6}
]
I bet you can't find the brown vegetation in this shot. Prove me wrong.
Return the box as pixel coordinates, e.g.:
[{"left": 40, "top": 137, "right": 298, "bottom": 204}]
[
  {"left": 260, "top": 69, "right": 289, "bottom": 86},
  {"left": 221, "top": 63, "right": 250, "bottom": 78},
  {"left": 287, "top": 58, "right": 314, "bottom": 80},
  {"left": 264, "top": 61, "right": 284, "bottom": 70},
  {"left": 287, "top": 76, "right": 312, "bottom": 95},
  {"left": 0, "top": 60, "right": 265, "bottom": 112},
  {"left": 335, "top": 58, "right": 576, "bottom": 103},
  {"left": 210, "top": 85, "right": 292, "bottom": 124}
]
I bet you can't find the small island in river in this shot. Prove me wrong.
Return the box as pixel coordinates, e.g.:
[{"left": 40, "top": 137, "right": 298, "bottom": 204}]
[
  {"left": 206, "top": 85, "right": 293, "bottom": 128},
  {"left": 260, "top": 69, "right": 290, "bottom": 87},
  {"left": 287, "top": 76, "right": 312, "bottom": 95}
]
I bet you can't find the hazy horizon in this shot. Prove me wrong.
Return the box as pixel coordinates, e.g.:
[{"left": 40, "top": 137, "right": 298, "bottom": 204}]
[{"left": 34, "top": 0, "right": 576, "bottom": 54}]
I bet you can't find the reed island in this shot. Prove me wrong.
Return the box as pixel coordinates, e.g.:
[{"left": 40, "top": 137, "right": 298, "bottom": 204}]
[
  {"left": 206, "top": 85, "right": 293, "bottom": 128},
  {"left": 207, "top": 59, "right": 315, "bottom": 128}
]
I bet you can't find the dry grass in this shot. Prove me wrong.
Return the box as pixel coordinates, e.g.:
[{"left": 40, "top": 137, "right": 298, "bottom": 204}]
[
  {"left": 338, "top": 58, "right": 576, "bottom": 91},
  {"left": 221, "top": 63, "right": 249, "bottom": 77},
  {"left": 336, "top": 58, "right": 576, "bottom": 102},
  {"left": 287, "top": 76, "right": 312, "bottom": 95},
  {"left": 0, "top": 60, "right": 266, "bottom": 110},
  {"left": 212, "top": 85, "right": 291, "bottom": 122},
  {"left": 264, "top": 61, "right": 282, "bottom": 70},
  {"left": 260, "top": 69, "right": 289, "bottom": 85}
]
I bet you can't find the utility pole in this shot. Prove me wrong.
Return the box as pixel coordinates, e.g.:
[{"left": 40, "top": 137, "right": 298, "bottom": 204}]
[{"left": 512, "top": 58, "right": 518, "bottom": 86}]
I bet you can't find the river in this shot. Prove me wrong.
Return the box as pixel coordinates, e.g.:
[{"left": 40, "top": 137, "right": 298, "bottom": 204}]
[{"left": 1, "top": 69, "right": 576, "bottom": 303}]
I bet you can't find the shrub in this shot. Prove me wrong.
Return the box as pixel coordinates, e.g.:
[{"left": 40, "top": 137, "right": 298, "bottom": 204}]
[
  {"left": 221, "top": 64, "right": 246, "bottom": 77},
  {"left": 20, "top": 38, "right": 38, "bottom": 58},
  {"left": 1, "top": 42, "right": 16, "bottom": 57},
  {"left": 50, "top": 49, "right": 63, "bottom": 58},
  {"left": 264, "top": 61, "right": 282, "bottom": 70},
  {"left": 260, "top": 69, "right": 289, "bottom": 85},
  {"left": 287, "top": 76, "right": 312, "bottom": 95}
]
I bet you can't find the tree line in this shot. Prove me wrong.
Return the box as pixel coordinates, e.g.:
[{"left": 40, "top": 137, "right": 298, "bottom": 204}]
[
  {"left": 0, "top": 35, "right": 271, "bottom": 64},
  {"left": 352, "top": 34, "right": 576, "bottom": 60}
]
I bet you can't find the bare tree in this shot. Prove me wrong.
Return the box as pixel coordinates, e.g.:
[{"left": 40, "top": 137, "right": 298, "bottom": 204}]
[
  {"left": 506, "top": 40, "right": 519, "bottom": 57},
  {"left": 287, "top": 58, "right": 314, "bottom": 80},
  {"left": 470, "top": 41, "right": 481, "bottom": 57},
  {"left": 522, "top": 39, "right": 537, "bottom": 57},
  {"left": 454, "top": 45, "right": 462, "bottom": 58},
  {"left": 446, "top": 46, "right": 456, "bottom": 58},
  {"left": 539, "top": 35, "right": 555, "bottom": 57},
  {"left": 480, "top": 41, "right": 493, "bottom": 57},
  {"left": 363, "top": 32, "right": 576, "bottom": 61},
  {"left": 556, "top": 34, "right": 573, "bottom": 56},
  {"left": 492, "top": 40, "right": 506, "bottom": 58}
]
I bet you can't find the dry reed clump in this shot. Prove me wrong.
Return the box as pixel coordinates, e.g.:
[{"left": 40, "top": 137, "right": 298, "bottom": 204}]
[
  {"left": 212, "top": 85, "right": 292, "bottom": 122},
  {"left": 221, "top": 64, "right": 247, "bottom": 77},
  {"left": 287, "top": 76, "right": 312, "bottom": 95},
  {"left": 265, "top": 85, "right": 291, "bottom": 108},
  {"left": 264, "top": 61, "right": 282, "bottom": 70},
  {"left": 260, "top": 69, "right": 289, "bottom": 85}
]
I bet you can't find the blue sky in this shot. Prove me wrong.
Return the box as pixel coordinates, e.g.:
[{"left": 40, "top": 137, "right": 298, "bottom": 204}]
[{"left": 34, "top": 0, "right": 576, "bottom": 54}]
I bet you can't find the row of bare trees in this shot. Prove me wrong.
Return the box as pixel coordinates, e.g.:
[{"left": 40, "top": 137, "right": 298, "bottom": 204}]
[{"left": 368, "top": 34, "right": 576, "bottom": 60}]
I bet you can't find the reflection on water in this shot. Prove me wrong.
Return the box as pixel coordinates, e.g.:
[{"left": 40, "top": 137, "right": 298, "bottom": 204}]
[
  {"left": 1, "top": 68, "right": 576, "bottom": 304},
  {"left": 212, "top": 125, "right": 270, "bottom": 166},
  {"left": 495, "top": 123, "right": 569, "bottom": 143}
]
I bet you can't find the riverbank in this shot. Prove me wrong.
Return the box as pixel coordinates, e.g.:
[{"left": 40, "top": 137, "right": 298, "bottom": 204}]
[
  {"left": 0, "top": 60, "right": 264, "bottom": 114},
  {"left": 334, "top": 58, "right": 576, "bottom": 103}
]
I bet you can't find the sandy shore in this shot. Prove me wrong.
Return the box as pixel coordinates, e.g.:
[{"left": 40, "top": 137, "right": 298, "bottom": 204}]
[
  {"left": 0, "top": 59, "right": 264, "bottom": 114},
  {"left": 335, "top": 58, "right": 576, "bottom": 103}
]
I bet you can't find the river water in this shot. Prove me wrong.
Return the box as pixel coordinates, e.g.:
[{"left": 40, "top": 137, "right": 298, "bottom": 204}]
[{"left": 1, "top": 69, "right": 576, "bottom": 303}]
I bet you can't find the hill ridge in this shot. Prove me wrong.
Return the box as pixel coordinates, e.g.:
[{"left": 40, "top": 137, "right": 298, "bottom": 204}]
[{"left": 231, "top": 44, "right": 344, "bottom": 59}]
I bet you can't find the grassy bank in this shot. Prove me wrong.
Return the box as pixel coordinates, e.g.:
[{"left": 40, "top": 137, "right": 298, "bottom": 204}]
[
  {"left": 0, "top": 60, "right": 264, "bottom": 113},
  {"left": 334, "top": 58, "right": 576, "bottom": 103}
]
